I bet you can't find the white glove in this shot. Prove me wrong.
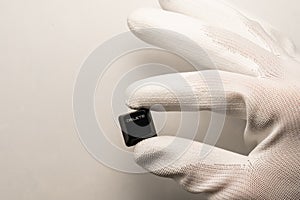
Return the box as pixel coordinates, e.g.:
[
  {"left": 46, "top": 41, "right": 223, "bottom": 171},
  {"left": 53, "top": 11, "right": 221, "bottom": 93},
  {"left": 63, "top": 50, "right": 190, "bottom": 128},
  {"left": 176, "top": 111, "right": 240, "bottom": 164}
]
[{"left": 126, "top": 0, "right": 300, "bottom": 199}]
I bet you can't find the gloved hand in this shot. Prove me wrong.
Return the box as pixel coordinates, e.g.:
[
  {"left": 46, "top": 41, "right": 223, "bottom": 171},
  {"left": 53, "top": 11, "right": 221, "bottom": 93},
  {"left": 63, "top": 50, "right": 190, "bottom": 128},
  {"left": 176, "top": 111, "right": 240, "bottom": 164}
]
[{"left": 126, "top": 0, "right": 300, "bottom": 199}]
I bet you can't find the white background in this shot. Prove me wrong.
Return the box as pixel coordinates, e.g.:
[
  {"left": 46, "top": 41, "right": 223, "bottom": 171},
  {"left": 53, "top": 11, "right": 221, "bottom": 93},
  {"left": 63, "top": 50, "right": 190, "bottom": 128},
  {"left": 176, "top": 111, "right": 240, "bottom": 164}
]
[{"left": 0, "top": 0, "right": 299, "bottom": 199}]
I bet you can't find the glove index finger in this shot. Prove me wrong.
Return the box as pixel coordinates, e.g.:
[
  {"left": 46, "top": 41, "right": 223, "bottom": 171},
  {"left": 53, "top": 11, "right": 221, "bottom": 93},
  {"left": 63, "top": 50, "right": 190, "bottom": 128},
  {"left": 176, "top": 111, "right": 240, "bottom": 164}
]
[{"left": 125, "top": 70, "right": 255, "bottom": 119}]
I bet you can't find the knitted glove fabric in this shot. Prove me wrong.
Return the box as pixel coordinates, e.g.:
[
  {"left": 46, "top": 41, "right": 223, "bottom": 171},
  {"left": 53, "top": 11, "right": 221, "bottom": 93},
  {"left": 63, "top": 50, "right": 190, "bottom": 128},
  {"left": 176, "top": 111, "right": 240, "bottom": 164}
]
[{"left": 126, "top": 0, "right": 300, "bottom": 199}]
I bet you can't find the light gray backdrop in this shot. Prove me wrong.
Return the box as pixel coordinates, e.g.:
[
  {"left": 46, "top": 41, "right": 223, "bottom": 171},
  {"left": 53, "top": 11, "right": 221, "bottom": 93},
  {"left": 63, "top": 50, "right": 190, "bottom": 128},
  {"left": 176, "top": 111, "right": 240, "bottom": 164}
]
[{"left": 0, "top": 0, "right": 299, "bottom": 199}]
